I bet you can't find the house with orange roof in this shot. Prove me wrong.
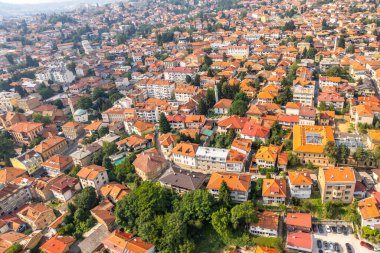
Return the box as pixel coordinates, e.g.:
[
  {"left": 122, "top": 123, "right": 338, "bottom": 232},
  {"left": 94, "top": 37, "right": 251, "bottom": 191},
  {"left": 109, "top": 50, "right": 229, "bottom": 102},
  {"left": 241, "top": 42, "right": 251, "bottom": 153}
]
[
  {"left": 288, "top": 171, "right": 312, "bottom": 199},
  {"left": 158, "top": 133, "right": 177, "bottom": 158},
  {"left": 39, "top": 235, "right": 75, "bottom": 253},
  {"left": 116, "top": 134, "right": 151, "bottom": 152},
  {"left": 286, "top": 231, "right": 312, "bottom": 253},
  {"left": 254, "top": 145, "right": 287, "bottom": 170},
  {"left": 8, "top": 122, "right": 43, "bottom": 145},
  {"left": 367, "top": 130, "right": 380, "bottom": 149},
  {"left": 286, "top": 212, "right": 312, "bottom": 232},
  {"left": 33, "top": 135, "right": 68, "bottom": 160},
  {"left": 90, "top": 200, "right": 115, "bottom": 231},
  {"left": 207, "top": 172, "right": 251, "bottom": 202},
  {"left": 285, "top": 102, "right": 301, "bottom": 116},
  {"left": 175, "top": 84, "right": 198, "bottom": 102},
  {"left": 184, "top": 115, "right": 205, "bottom": 129},
  {"left": 195, "top": 146, "right": 229, "bottom": 172},
  {"left": 213, "top": 99, "right": 233, "bottom": 115},
  {"left": 217, "top": 115, "right": 248, "bottom": 134},
  {"left": 293, "top": 125, "right": 335, "bottom": 166},
  {"left": 171, "top": 142, "right": 199, "bottom": 168},
  {"left": 240, "top": 121, "right": 270, "bottom": 142},
  {"left": 255, "top": 246, "right": 281, "bottom": 253},
  {"left": 84, "top": 120, "right": 104, "bottom": 136},
  {"left": 77, "top": 164, "right": 109, "bottom": 190},
  {"left": 257, "top": 90, "right": 275, "bottom": 104},
  {"left": 358, "top": 196, "right": 380, "bottom": 229},
  {"left": 99, "top": 182, "right": 130, "bottom": 204},
  {"left": 124, "top": 120, "right": 155, "bottom": 136},
  {"left": 249, "top": 211, "right": 279, "bottom": 237},
  {"left": 17, "top": 203, "right": 56, "bottom": 230},
  {"left": 317, "top": 110, "right": 335, "bottom": 126},
  {"left": 230, "top": 138, "right": 252, "bottom": 156},
  {"left": 318, "top": 167, "right": 356, "bottom": 203},
  {"left": 319, "top": 76, "right": 342, "bottom": 88},
  {"left": 292, "top": 78, "right": 315, "bottom": 107},
  {"left": 133, "top": 148, "right": 167, "bottom": 181},
  {"left": 42, "top": 155, "right": 73, "bottom": 177},
  {"left": 262, "top": 179, "right": 287, "bottom": 204},
  {"left": 351, "top": 104, "right": 374, "bottom": 125},
  {"left": 62, "top": 121, "right": 85, "bottom": 140},
  {"left": 102, "top": 230, "right": 155, "bottom": 253}
]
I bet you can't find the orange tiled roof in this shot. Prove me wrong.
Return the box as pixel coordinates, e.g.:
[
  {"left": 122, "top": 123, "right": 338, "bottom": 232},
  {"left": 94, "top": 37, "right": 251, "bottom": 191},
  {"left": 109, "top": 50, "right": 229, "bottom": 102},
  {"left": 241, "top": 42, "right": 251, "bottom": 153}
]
[
  {"left": 358, "top": 197, "right": 380, "bottom": 220},
  {"left": 207, "top": 172, "right": 251, "bottom": 192},
  {"left": 262, "top": 178, "right": 286, "bottom": 198},
  {"left": 321, "top": 167, "right": 356, "bottom": 182},
  {"left": 288, "top": 171, "right": 312, "bottom": 185},
  {"left": 77, "top": 164, "right": 106, "bottom": 181},
  {"left": 293, "top": 125, "right": 334, "bottom": 153},
  {"left": 171, "top": 142, "right": 199, "bottom": 157}
]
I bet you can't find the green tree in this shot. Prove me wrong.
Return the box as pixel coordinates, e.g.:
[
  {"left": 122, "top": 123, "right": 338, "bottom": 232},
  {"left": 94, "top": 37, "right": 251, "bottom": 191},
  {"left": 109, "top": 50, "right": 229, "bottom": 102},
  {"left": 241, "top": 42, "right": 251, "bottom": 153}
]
[
  {"left": 197, "top": 98, "right": 208, "bottom": 115},
  {"left": 229, "top": 100, "right": 248, "bottom": 116},
  {"left": 337, "top": 36, "right": 345, "bottom": 48},
  {"left": 337, "top": 144, "right": 350, "bottom": 164},
  {"left": 287, "top": 151, "right": 300, "bottom": 168},
  {"left": 74, "top": 187, "right": 99, "bottom": 210},
  {"left": 102, "top": 141, "right": 118, "bottom": 156},
  {"left": 98, "top": 126, "right": 109, "bottom": 137},
  {"left": 185, "top": 75, "right": 192, "bottom": 84},
  {"left": 161, "top": 212, "right": 187, "bottom": 252},
  {"left": 230, "top": 201, "right": 257, "bottom": 229},
  {"left": 32, "top": 113, "right": 52, "bottom": 125},
  {"left": 66, "top": 62, "right": 77, "bottom": 75},
  {"left": 324, "top": 141, "right": 338, "bottom": 164},
  {"left": 0, "top": 133, "right": 17, "bottom": 166},
  {"left": 219, "top": 181, "right": 232, "bottom": 209},
  {"left": 346, "top": 44, "right": 355, "bottom": 54},
  {"left": 77, "top": 96, "right": 92, "bottom": 110},
  {"left": 204, "top": 55, "right": 213, "bottom": 66},
  {"left": 37, "top": 83, "right": 55, "bottom": 99},
  {"left": 159, "top": 113, "right": 172, "bottom": 134},
  {"left": 211, "top": 208, "right": 232, "bottom": 240},
  {"left": 6, "top": 243, "right": 22, "bottom": 253}
]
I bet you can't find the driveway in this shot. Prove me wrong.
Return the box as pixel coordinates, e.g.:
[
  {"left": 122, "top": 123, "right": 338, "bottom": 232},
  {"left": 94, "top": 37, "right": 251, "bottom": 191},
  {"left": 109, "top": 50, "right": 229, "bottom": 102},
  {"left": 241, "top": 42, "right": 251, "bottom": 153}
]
[{"left": 313, "top": 232, "right": 373, "bottom": 253}]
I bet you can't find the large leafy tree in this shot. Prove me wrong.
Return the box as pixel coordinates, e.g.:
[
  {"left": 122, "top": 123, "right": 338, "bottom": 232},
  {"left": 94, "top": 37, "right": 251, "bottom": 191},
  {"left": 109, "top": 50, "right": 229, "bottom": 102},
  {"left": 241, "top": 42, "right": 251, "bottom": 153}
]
[
  {"left": 230, "top": 201, "right": 258, "bottom": 229},
  {"left": 219, "top": 181, "right": 232, "bottom": 209},
  {"left": 211, "top": 208, "right": 232, "bottom": 240},
  {"left": 159, "top": 113, "right": 172, "bottom": 134},
  {"left": 0, "top": 132, "right": 17, "bottom": 166},
  {"left": 324, "top": 141, "right": 338, "bottom": 164},
  {"left": 74, "top": 187, "right": 99, "bottom": 210}
]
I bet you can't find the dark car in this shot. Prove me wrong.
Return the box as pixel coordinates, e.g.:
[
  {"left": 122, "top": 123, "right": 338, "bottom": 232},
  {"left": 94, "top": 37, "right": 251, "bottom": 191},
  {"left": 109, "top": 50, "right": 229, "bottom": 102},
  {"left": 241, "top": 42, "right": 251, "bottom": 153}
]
[
  {"left": 331, "top": 226, "right": 337, "bottom": 233},
  {"left": 16, "top": 224, "right": 27, "bottom": 233},
  {"left": 313, "top": 224, "right": 318, "bottom": 233},
  {"left": 346, "top": 243, "right": 354, "bottom": 253},
  {"left": 342, "top": 226, "right": 348, "bottom": 235},
  {"left": 318, "top": 224, "right": 324, "bottom": 233},
  {"left": 361, "top": 241, "right": 374, "bottom": 250},
  {"left": 334, "top": 243, "right": 340, "bottom": 252},
  {"left": 318, "top": 250, "right": 323, "bottom": 253},
  {"left": 323, "top": 241, "right": 329, "bottom": 250},
  {"left": 317, "top": 239, "right": 322, "bottom": 249}
]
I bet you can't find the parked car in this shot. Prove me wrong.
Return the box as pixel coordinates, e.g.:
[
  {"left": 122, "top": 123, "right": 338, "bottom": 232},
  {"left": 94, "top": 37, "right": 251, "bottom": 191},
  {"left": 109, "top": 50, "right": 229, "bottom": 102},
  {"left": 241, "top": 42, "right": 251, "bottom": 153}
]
[
  {"left": 318, "top": 224, "right": 324, "bottom": 233},
  {"left": 17, "top": 224, "right": 27, "bottom": 233},
  {"left": 345, "top": 243, "right": 353, "bottom": 253},
  {"left": 324, "top": 241, "right": 329, "bottom": 250},
  {"left": 313, "top": 224, "right": 318, "bottom": 233},
  {"left": 331, "top": 226, "right": 337, "bottom": 233},
  {"left": 326, "top": 225, "right": 332, "bottom": 233},
  {"left": 317, "top": 240, "right": 322, "bottom": 249},
  {"left": 334, "top": 243, "right": 340, "bottom": 252},
  {"left": 374, "top": 246, "right": 380, "bottom": 252},
  {"left": 342, "top": 226, "right": 347, "bottom": 235},
  {"left": 329, "top": 242, "right": 335, "bottom": 250},
  {"left": 319, "top": 250, "right": 323, "bottom": 253},
  {"left": 337, "top": 226, "right": 342, "bottom": 234},
  {"left": 361, "top": 241, "right": 374, "bottom": 250}
]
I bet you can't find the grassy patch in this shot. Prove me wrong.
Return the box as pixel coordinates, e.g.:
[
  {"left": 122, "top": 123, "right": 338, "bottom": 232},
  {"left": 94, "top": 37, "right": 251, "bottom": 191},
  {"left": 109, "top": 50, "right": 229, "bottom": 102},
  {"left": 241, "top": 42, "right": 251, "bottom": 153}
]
[
  {"left": 47, "top": 199, "right": 62, "bottom": 209},
  {"left": 253, "top": 236, "right": 283, "bottom": 249}
]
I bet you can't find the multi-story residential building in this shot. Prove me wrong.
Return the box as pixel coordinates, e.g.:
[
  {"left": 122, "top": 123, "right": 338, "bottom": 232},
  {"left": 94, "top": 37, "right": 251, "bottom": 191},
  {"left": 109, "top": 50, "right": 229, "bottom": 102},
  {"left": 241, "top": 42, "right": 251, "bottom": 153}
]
[
  {"left": 319, "top": 76, "right": 342, "bottom": 88},
  {"left": 0, "top": 112, "right": 26, "bottom": 129},
  {"left": 288, "top": 171, "right": 312, "bottom": 199},
  {"left": 213, "top": 99, "right": 233, "bottom": 115},
  {"left": 207, "top": 172, "right": 251, "bottom": 202},
  {"left": 226, "top": 149, "right": 247, "bottom": 172},
  {"left": 0, "top": 91, "right": 20, "bottom": 112},
  {"left": 367, "top": 130, "right": 380, "bottom": 149},
  {"left": 184, "top": 115, "right": 205, "bottom": 129},
  {"left": 159, "top": 168, "right": 206, "bottom": 193},
  {"left": 240, "top": 122, "right": 270, "bottom": 142},
  {"left": 299, "top": 106, "right": 316, "bottom": 125},
  {"left": 255, "top": 145, "right": 287, "bottom": 169},
  {"left": 101, "top": 107, "right": 127, "bottom": 123},
  {"left": 17, "top": 203, "right": 56, "bottom": 230},
  {"left": 195, "top": 147, "right": 229, "bottom": 172},
  {"left": 62, "top": 121, "right": 85, "bottom": 140},
  {"left": 217, "top": 115, "right": 248, "bottom": 134},
  {"left": 318, "top": 167, "right": 356, "bottom": 203},
  {"left": 8, "top": 122, "right": 43, "bottom": 145},
  {"left": 102, "top": 230, "right": 155, "bottom": 253},
  {"left": 0, "top": 184, "right": 32, "bottom": 215},
  {"left": 318, "top": 92, "right": 345, "bottom": 111},
  {"left": 133, "top": 149, "right": 167, "bottom": 181},
  {"left": 158, "top": 133, "right": 177, "bottom": 158},
  {"left": 50, "top": 174, "right": 81, "bottom": 202},
  {"left": 286, "top": 231, "right": 312, "bottom": 253},
  {"left": 17, "top": 96, "right": 41, "bottom": 111},
  {"left": 175, "top": 85, "right": 198, "bottom": 102},
  {"left": 320, "top": 58, "right": 339, "bottom": 72},
  {"left": 351, "top": 104, "right": 374, "bottom": 126},
  {"left": 262, "top": 179, "right": 287, "bottom": 204},
  {"left": 249, "top": 211, "right": 279, "bottom": 237},
  {"left": 136, "top": 78, "right": 175, "bottom": 100},
  {"left": 292, "top": 79, "right": 315, "bottom": 106},
  {"left": 166, "top": 115, "right": 185, "bottom": 130},
  {"left": 11, "top": 150, "right": 43, "bottom": 174},
  {"left": 77, "top": 164, "right": 109, "bottom": 191},
  {"left": 171, "top": 142, "right": 199, "bottom": 168},
  {"left": 286, "top": 212, "right": 312, "bottom": 232},
  {"left": 100, "top": 183, "right": 130, "bottom": 204},
  {"left": 293, "top": 125, "right": 335, "bottom": 166},
  {"left": 164, "top": 67, "right": 194, "bottom": 82},
  {"left": 42, "top": 155, "right": 74, "bottom": 176},
  {"left": 226, "top": 45, "right": 250, "bottom": 59},
  {"left": 33, "top": 135, "right": 68, "bottom": 160},
  {"left": 358, "top": 196, "right": 380, "bottom": 229}
]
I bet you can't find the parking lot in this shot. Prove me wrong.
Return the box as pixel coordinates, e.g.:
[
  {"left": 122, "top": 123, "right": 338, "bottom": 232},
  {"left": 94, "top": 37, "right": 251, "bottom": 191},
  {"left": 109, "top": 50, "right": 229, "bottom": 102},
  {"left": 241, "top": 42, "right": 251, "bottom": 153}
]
[{"left": 313, "top": 230, "right": 373, "bottom": 253}]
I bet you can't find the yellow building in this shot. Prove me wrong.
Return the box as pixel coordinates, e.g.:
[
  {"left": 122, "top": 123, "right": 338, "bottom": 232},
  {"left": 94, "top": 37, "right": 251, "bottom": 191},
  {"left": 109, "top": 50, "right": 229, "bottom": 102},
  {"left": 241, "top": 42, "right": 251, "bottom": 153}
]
[
  {"left": 293, "top": 125, "right": 335, "bottom": 166},
  {"left": 318, "top": 167, "right": 356, "bottom": 203},
  {"left": 33, "top": 136, "right": 68, "bottom": 160},
  {"left": 367, "top": 130, "right": 380, "bottom": 150},
  {"left": 10, "top": 150, "right": 43, "bottom": 174}
]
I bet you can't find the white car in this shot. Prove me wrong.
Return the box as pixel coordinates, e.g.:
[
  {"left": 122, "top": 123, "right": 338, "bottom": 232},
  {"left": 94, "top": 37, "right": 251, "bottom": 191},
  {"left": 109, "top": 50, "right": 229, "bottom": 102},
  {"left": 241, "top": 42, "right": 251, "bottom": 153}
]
[
  {"left": 326, "top": 225, "right": 332, "bottom": 233},
  {"left": 374, "top": 246, "right": 380, "bottom": 252}
]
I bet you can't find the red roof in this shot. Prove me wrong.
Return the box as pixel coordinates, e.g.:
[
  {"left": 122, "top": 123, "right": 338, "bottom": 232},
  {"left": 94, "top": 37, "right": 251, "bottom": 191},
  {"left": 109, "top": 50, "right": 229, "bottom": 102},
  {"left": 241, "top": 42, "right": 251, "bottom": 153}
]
[
  {"left": 278, "top": 115, "right": 299, "bottom": 123},
  {"left": 287, "top": 232, "right": 312, "bottom": 250},
  {"left": 286, "top": 213, "right": 312, "bottom": 229},
  {"left": 166, "top": 114, "right": 185, "bottom": 122},
  {"left": 241, "top": 122, "right": 270, "bottom": 137}
]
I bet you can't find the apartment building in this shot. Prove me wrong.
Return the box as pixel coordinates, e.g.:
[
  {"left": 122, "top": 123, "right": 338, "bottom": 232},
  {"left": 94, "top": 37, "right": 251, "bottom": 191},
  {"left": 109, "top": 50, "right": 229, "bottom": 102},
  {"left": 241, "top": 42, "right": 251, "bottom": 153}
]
[
  {"left": 255, "top": 145, "right": 284, "bottom": 169},
  {"left": 262, "top": 179, "right": 287, "bottom": 204},
  {"left": 136, "top": 78, "right": 175, "bottom": 100},
  {"left": 164, "top": 67, "right": 194, "bottom": 82},
  {"left": 292, "top": 79, "right": 315, "bottom": 106},
  {"left": 33, "top": 135, "right": 68, "bottom": 160},
  {"left": 288, "top": 171, "right": 313, "bottom": 199},
  {"left": 207, "top": 172, "right": 251, "bottom": 202},
  {"left": 175, "top": 85, "right": 198, "bottom": 102},
  {"left": 319, "top": 76, "right": 342, "bottom": 88},
  {"left": 42, "top": 155, "right": 74, "bottom": 176},
  {"left": 171, "top": 142, "right": 199, "bottom": 168},
  {"left": 0, "top": 91, "right": 20, "bottom": 112},
  {"left": 101, "top": 107, "right": 126, "bottom": 123},
  {"left": 11, "top": 150, "right": 43, "bottom": 174},
  {"left": 226, "top": 45, "right": 250, "bottom": 59},
  {"left": 293, "top": 125, "right": 335, "bottom": 166},
  {"left": 77, "top": 164, "right": 109, "bottom": 191},
  {"left": 62, "top": 121, "right": 85, "bottom": 140},
  {"left": 17, "top": 203, "right": 56, "bottom": 230},
  {"left": 318, "top": 167, "right": 356, "bottom": 203},
  {"left": 318, "top": 93, "right": 345, "bottom": 111},
  {"left": 8, "top": 122, "right": 43, "bottom": 145},
  {"left": 50, "top": 174, "right": 81, "bottom": 202},
  {"left": 17, "top": 96, "right": 41, "bottom": 111},
  {"left": 195, "top": 147, "right": 229, "bottom": 172},
  {"left": 0, "top": 184, "right": 32, "bottom": 215}
]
